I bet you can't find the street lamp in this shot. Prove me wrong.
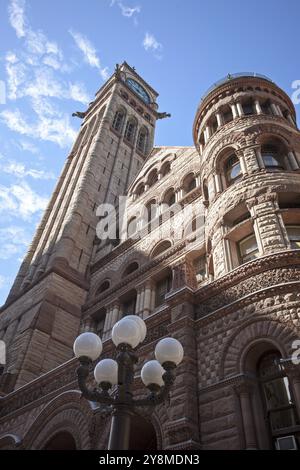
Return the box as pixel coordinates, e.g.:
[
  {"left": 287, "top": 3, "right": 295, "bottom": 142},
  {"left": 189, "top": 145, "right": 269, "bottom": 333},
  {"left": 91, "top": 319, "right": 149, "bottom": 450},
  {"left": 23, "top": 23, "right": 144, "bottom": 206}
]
[{"left": 73, "top": 315, "right": 184, "bottom": 450}]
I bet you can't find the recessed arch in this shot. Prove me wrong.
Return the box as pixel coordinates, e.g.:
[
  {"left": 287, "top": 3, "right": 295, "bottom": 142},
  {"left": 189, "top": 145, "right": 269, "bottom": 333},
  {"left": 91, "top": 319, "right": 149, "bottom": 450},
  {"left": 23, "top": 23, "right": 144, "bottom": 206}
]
[
  {"left": 96, "top": 279, "right": 111, "bottom": 296},
  {"left": 151, "top": 240, "right": 172, "bottom": 258},
  {"left": 43, "top": 431, "right": 77, "bottom": 450},
  {"left": 23, "top": 390, "right": 93, "bottom": 450},
  {"left": 220, "top": 318, "right": 299, "bottom": 380},
  {"left": 123, "top": 261, "right": 139, "bottom": 276}
]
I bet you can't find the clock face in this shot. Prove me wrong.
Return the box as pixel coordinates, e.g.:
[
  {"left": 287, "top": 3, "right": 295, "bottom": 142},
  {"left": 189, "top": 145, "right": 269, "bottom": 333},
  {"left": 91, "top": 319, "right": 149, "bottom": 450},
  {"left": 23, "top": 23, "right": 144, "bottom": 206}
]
[{"left": 126, "top": 78, "right": 150, "bottom": 104}]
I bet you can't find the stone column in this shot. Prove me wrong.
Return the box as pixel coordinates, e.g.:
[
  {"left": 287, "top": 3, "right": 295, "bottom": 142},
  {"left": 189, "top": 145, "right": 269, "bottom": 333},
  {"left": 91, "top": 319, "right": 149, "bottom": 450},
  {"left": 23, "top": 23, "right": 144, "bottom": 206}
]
[
  {"left": 237, "top": 151, "right": 247, "bottom": 174},
  {"left": 222, "top": 224, "right": 233, "bottom": 272},
  {"left": 236, "top": 102, "right": 244, "bottom": 117},
  {"left": 216, "top": 111, "right": 224, "bottom": 127},
  {"left": 288, "top": 151, "right": 299, "bottom": 170},
  {"left": 135, "top": 286, "right": 143, "bottom": 315},
  {"left": 103, "top": 304, "right": 114, "bottom": 340},
  {"left": 287, "top": 113, "right": 296, "bottom": 125},
  {"left": 235, "top": 382, "right": 258, "bottom": 449},
  {"left": 255, "top": 147, "right": 264, "bottom": 169},
  {"left": 208, "top": 175, "right": 216, "bottom": 200},
  {"left": 206, "top": 125, "right": 211, "bottom": 140},
  {"left": 230, "top": 103, "right": 238, "bottom": 119},
  {"left": 246, "top": 194, "right": 286, "bottom": 255},
  {"left": 254, "top": 99, "right": 263, "bottom": 115},
  {"left": 285, "top": 365, "right": 300, "bottom": 420},
  {"left": 150, "top": 287, "right": 156, "bottom": 311},
  {"left": 176, "top": 188, "right": 183, "bottom": 202},
  {"left": 271, "top": 103, "right": 280, "bottom": 116},
  {"left": 276, "top": 104, "right": 283, "bottom": 117},
  {"left": 142, "top": 281, "right": 153, "bottom": 319},
  {"left": 112, "top": 302, "right": 120, "bottom": 325},
  {"left": 214, "top": 174, "right": 222, "bottom": 194}
]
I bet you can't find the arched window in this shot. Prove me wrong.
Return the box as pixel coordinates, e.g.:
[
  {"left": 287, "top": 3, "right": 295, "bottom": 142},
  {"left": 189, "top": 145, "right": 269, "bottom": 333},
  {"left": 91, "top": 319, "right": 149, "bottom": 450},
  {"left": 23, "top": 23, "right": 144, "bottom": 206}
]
[
  {"left": 43, "top": 432, "right": 77, "bottom": 450},
  {"left": 147, "top": 169, "right": 158, "bottom": 187},
  {"left": 261, "top": 99, "right": 272, "bottom": 115},
  {"left": 209, "top": 115, "right": 218, "bottom": 134},
  {"left": 242, "top": 99, "right": 254, "bottom": 116},
  {"left": 137, "top": 127, "right": 149, "bottom": 154},
  {"left": 183, "top": 173, "right": 196, "bottom": 194},
  {"left": 112, "top": 109, "right": 125, "bottom": 133},
  {"left": 238, "top": 233, "right": 259, "bottom": 264},
  {"left": 124, "top": 119, "right": 137, "bottom": 144},
  {"left": 123, "top": 262, "right": 139, "bottom": 276},
  {"left": 145, "top": 199, "right": 158, "bottom": 224},
  {"left": 261, "top": 144, "right": 285, "bottom": 171},
  {"left": 136, "top": 183, "right": 145, "bottom": 197},
  {"left": 163, "top": 188, "right": 176, "bottom": 207},
  {"left": 160, "top": 162, "right": 171, "bottom": 178},
  {"left": 127, "top": 217, "right": 138, "bottom": 238},
  {"left": 120, "top": 289, "right": 137, "bottom": 317},
  {"left": 225, "top": 154, "right": 242, "bottom": 186},
  {"left": 203, "top": 180, "right": 209, "bottom": 202},
  {"left": 92, "top": 307, "right": 106, "bottom": 337},
  {"left": 151, "top": 240, "right": 172, "bottom": 258},
  {"left": 96, "top": 280, "right": 110, "bottom": 295},
  {"left": 222, "top": 105, "right": 233, "bottom": 124},
  {"left": 257, "top": 351, "right": 297, "bottom": 436}
]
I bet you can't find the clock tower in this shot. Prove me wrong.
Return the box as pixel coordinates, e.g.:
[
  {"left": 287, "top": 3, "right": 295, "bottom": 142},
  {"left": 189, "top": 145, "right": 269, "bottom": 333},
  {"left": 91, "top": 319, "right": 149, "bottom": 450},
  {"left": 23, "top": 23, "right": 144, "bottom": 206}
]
[{"left": 0, "top": 62, "right": 164, "bottom": 392}]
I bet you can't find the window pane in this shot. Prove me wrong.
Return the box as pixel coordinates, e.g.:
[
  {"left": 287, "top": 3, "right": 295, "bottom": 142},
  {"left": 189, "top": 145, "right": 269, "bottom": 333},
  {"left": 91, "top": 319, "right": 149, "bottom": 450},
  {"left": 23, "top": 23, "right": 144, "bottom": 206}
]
[
  {"left": 287, "top": 226, "right": 300, "bottom": 248},
  {"left": 263, "top": 155, "right": 281, "bottom": 167},
  {"left": 193, "top": 256, "right": 206, "bottom": 281},
  {"left": 230, "top": 162, "right": 241, "bottom": 180},
  {"left": 239, "top": 235, "right": 259, "bottom": 263},
  {"left": 155, "top": 275, "right": 172, "bottom": 307},
  {"left": 269, "top": 408, "right": 296, "bottom": 431},
  {"left": 263, "top": 378, "right": 292, "bottom": 410}
]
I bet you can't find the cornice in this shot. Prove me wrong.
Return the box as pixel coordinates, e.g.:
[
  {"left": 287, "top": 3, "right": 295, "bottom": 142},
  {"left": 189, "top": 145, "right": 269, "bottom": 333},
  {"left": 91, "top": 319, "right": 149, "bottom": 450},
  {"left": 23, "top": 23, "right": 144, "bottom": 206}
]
[{"left": 195, "top": 249, "right": 300, "bottom": 304}]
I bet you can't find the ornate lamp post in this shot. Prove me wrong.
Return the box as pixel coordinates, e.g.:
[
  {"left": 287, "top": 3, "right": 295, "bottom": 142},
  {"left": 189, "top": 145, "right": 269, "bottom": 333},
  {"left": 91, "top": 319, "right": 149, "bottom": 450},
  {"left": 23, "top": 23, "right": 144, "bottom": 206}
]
[{"left": 73, "top": 315, "right": 184, "bottom": 450}]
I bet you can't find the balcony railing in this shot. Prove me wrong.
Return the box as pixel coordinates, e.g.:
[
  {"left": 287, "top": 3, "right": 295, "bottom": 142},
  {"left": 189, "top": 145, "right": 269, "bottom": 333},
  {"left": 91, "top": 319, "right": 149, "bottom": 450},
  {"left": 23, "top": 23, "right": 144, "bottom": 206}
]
[{"left": 201, "top": 72, "right": 273, "bottom": 102}]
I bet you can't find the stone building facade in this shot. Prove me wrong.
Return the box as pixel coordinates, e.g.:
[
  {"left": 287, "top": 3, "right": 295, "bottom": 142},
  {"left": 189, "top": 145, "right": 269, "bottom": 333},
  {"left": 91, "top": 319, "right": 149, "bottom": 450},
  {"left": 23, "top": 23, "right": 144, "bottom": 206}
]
[{"left": 0, "top": 64, "right": 300, "bottom": 450}]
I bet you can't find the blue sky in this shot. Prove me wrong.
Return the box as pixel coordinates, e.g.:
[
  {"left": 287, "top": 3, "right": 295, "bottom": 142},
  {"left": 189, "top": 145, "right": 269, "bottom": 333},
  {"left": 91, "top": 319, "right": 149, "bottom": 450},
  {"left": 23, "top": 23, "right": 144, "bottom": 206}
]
[{"left": 0, "top": 0, "right": 299, "bottom": 305}]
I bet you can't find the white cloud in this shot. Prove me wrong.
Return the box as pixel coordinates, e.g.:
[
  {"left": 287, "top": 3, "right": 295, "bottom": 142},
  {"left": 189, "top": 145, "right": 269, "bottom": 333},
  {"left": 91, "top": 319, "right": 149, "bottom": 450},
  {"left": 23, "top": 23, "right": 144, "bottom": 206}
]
[
  {"left": 0, "top": 275, "right": 8, "bottom": 289},
  {"left": 118, "top": 3, "right": 140, "bottom": 17},
  {"left": 69, "top": 29, "right": 109, "bottom": 80},
  {"left": 8, "top": 0, "right": 27, "bottom": 38},
  {"left": 0, "top": 181, "right": 49, "bottom": 221},
  {"left": 110, "top": 1, "right": 140, "bottom": 23},
  {"left": 143, "top": 32, "right": 163, "bottom": 59},
  {"left": 19, "top": 140, "right": 39, "bottom": 154},
  {"left": 4, "top": 0, "right": 90, "bottom": 149},
  {"left": 68, "top": 83, "right": 91, "bottom": 105},
  {"left": 0, "top": 108, "right": 77, "bottom": 149},
  {"left": 0, "top": 226, "right": 31, "bottom": 260},
  {"left": 0, "top": 160, "right": 55, "bottom": 180}
]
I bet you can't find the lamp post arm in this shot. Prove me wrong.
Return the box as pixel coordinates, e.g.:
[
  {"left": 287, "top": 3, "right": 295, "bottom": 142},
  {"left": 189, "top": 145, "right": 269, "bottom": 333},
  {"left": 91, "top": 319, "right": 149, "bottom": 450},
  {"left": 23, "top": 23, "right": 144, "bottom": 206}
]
[
  {"left": 76, "top": 359, "right": 115, "bottom": 405},
  {"left": 132, "top": 385, "right": 170, "bottom": 407},
  {"left": 132, "top": 362, "right": 176, "bottom": 407}
]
